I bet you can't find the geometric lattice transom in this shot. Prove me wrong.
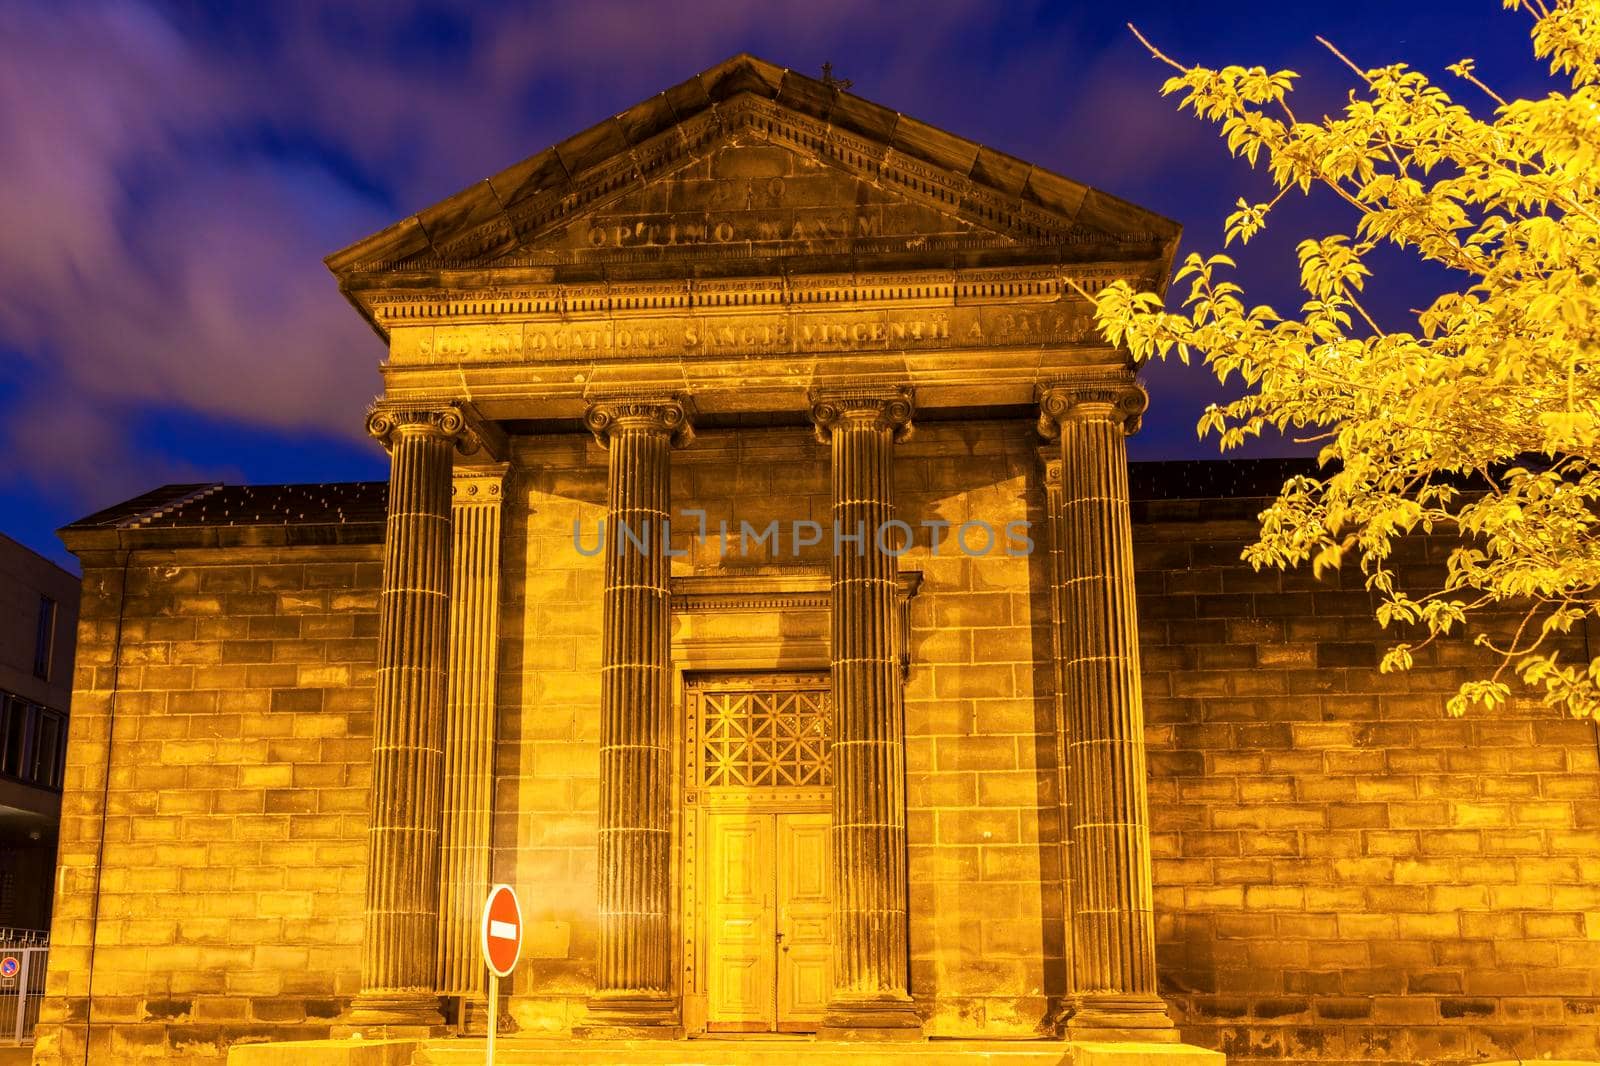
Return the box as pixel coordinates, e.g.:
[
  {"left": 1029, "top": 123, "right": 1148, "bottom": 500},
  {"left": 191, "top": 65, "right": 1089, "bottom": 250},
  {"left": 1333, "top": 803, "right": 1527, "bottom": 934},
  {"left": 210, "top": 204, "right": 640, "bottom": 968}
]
[{"left": 700, "top": 686, "right": 832, "bottom": 789}]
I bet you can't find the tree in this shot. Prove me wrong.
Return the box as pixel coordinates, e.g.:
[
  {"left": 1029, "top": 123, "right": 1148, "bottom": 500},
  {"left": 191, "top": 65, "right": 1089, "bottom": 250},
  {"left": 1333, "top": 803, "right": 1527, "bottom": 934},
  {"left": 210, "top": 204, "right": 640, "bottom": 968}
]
[{"left": 1092, "top": 0, "right": 1600, "bottom": 720}]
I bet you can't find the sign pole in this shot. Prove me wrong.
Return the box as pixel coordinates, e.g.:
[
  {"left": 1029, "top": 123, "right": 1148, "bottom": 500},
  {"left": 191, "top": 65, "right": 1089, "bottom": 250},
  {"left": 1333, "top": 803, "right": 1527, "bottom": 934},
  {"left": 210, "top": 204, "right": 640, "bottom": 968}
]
[{"left": 486, "top": 971, "right": 497, "bottom": 1066}]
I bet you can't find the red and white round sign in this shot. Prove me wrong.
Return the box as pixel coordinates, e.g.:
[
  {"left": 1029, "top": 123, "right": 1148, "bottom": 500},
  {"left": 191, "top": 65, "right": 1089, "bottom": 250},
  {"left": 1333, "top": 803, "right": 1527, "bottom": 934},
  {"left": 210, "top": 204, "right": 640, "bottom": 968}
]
[{"left": 480, "top": 883, "right": 523, "bottom": 978}]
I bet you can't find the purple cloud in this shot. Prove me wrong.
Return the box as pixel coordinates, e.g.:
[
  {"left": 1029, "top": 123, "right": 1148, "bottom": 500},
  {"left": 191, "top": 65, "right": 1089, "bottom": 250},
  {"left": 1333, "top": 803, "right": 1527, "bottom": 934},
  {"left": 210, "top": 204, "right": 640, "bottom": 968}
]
[{"left": 2, "top": 0, "right": 1358, "bottom": 528}]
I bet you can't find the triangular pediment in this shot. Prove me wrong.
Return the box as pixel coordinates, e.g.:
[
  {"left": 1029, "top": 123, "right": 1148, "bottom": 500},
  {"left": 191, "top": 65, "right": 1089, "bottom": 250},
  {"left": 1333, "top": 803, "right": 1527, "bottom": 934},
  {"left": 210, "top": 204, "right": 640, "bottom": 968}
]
[
  {"left": 469, "top": 135, "right": 1014, "bottom": 269},
  {"left": 328, "top": 54, "right": 1179, "bottom": 320}
]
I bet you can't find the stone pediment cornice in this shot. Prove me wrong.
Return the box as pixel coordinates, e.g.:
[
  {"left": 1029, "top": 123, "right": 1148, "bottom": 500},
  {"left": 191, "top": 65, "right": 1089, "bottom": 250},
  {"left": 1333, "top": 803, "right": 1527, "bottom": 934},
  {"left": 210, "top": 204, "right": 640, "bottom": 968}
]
[
  {"left": 326, "top": 54, "right": 1180, "bottom": 337},
  {"left": 339, "top": 96, "right": 1165, "bottom": 276}
]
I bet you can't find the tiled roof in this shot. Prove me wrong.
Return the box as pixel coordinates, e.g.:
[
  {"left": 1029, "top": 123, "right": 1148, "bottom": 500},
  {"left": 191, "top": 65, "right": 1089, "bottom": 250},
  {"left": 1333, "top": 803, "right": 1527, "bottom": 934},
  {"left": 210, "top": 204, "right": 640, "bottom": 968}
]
[
  {"left": 61, "top": 459, "right": 1318, "bottom": 535},
  {"left": 63, "top": 482, "right": 388, "bottom": 531},
  {"left": 1127, "top": 458, "right": 1317, "bottom": 501}
]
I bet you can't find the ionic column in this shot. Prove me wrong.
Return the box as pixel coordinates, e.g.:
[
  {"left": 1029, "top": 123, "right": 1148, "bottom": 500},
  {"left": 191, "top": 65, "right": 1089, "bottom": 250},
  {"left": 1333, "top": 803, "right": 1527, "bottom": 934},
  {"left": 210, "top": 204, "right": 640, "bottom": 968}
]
[
  {"left": 437, "top": 466, "right": 508, "bottom": 1030},
  {"left": 1037, "top": 374, "right": 1176, "bottom": 1040},
  {"left": 581, "top": 396, "right": 692, "bottom": 1034},
  {"left": 350, "top": 403, "right": 481, "bottom": 1029},
  {"left": 1040, "top": 448, "right": 1078, "bottom": 1022},
  {"left": 810, "top": 387, "right": 921, "bottom": 1037}
]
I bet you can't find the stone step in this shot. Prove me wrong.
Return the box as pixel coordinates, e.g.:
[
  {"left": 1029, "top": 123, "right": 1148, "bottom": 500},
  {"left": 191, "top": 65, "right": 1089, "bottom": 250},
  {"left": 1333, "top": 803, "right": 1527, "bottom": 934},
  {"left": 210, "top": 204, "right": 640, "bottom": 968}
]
[{"left": 410, "top": 1037, "right": 1223, "bottom": 1066}]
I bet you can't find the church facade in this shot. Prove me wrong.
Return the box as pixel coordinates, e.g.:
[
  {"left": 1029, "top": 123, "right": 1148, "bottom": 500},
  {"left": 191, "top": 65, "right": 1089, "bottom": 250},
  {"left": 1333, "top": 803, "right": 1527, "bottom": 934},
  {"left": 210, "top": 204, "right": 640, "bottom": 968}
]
[{"left": 31, "top": 56, "right": 1600, "bottom": 1066}]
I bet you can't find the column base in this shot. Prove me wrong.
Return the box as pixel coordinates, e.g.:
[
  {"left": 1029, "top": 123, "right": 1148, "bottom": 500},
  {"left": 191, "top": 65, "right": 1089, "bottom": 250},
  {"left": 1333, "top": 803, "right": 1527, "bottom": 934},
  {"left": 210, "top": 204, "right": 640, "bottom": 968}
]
[
  {"left": 339, "top": 989, "right": 446, "bottom": 1035},
  {"left": 452, "top": 993, "right": 491, "bottom": 1036},
  {"left": 1043, "top": 995, "right": 1078, "bottom": 1034},
  {"left": 818, "top": 992, "right": 923, "bottom": 1040},
  {"left": 1065, "top": 993, "right": 1179, "bottom": 1043},
  {"left": 574, "top": 991, "right": 684, "bottom": 1038}
]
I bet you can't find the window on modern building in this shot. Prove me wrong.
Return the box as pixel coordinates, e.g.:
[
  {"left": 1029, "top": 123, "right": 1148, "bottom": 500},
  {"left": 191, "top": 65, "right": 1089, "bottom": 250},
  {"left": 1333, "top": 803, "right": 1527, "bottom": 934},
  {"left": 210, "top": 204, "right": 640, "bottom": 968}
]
[
  {"left": 32, "top": 711, "right": 63, "bottom": 790},
  {"left": 32, "top": 596, "right": 56, "bottom": 681},
  {"left": 0, "top": 693, "right": 64, "bottom": 789},
  {"left": 0, "top": 697, "right": 28, "bottom": 780}
]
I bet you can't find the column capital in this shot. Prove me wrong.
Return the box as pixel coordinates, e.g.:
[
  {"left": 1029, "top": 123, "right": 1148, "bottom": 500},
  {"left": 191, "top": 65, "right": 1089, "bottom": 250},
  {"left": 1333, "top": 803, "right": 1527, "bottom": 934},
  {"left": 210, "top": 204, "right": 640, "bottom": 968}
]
[
  {"left": 583, "top": 394, "right": 694, "bottom": 449},
  {"left": 1035, "top": 373, "right": 1147, "bottom": 439},
  {"left": 1038, "top": 446, "right": 1063, "bottom": 491},
  {"left": 808, "top": 385, "right": 915, "bottom": 444},
  {"left": 366, "top": 401, "right": 503, "bottom": 458},
  {"left": 451, "top": 465, "right": 509, "bottom": 508}
]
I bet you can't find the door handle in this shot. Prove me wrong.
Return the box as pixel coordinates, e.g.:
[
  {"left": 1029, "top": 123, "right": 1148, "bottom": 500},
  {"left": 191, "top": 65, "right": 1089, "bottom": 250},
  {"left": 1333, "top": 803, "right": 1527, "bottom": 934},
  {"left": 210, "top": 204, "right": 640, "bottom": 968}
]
[{"left": 776, "top": 930, "right": 787, "bottom": 951}]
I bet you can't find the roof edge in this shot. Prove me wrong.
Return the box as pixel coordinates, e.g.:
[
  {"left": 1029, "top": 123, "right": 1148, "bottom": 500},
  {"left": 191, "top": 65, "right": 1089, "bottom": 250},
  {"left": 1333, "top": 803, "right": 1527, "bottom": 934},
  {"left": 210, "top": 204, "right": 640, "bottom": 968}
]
[{"left": 325, "top": 52, "right": 1180, "bottom": 280}]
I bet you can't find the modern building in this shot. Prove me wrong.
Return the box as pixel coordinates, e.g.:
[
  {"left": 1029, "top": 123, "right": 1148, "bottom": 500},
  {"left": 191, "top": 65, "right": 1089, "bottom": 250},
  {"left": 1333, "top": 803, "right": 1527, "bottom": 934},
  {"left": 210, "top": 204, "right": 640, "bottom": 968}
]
[
  {"left": 0, "top": 532, "right": 76, "bottom": 935},
  {"left": 30, "top": 56, "right": 1600, "bottom": 1066}
]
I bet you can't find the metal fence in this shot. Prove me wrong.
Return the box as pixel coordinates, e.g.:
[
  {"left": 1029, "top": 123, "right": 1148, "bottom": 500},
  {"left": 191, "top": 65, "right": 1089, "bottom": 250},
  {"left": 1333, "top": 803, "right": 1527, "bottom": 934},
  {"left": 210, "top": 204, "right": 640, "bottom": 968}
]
[{"left": 0, "top": 928, "right": 48, "bottom": 1044}]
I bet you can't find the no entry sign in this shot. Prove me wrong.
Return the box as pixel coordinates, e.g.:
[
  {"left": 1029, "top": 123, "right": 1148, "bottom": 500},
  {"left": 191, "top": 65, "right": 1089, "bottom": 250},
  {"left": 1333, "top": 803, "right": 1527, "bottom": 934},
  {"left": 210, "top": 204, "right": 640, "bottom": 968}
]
[{"left": 481, "top": 883, "right": 522, "bottom": 978}]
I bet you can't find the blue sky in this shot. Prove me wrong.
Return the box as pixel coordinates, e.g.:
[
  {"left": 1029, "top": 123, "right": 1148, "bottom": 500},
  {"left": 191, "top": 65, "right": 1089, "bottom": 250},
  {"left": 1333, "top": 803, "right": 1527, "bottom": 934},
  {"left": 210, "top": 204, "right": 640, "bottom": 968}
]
[{"left": 0, "top": 1, "right": 1555, "bottom": 569}]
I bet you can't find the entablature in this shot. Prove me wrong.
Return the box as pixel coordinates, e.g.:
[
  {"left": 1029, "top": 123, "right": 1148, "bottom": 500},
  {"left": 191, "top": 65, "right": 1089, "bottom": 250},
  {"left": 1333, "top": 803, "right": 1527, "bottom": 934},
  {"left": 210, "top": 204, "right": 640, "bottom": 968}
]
[{"left": 371, "top": 262, "right": 1142, "bottom": 421}]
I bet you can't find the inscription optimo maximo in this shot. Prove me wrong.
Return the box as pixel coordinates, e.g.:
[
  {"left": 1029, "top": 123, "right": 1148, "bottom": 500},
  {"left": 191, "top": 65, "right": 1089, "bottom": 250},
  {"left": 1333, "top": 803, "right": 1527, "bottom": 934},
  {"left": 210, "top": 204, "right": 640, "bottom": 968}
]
[{"left": 581, "top": 212, "right": 891, "bottom": 248}]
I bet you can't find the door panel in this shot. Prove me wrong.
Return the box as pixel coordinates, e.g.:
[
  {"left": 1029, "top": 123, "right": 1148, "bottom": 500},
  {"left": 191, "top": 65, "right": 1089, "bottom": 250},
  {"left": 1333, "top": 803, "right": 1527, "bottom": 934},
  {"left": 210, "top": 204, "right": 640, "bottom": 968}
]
[
  {"left": 703, "top": 808, "right": 833, "bottom": 1033},
  {"left": 777, "top": 811, "right": 832, "bottom": 1030},
  {"left": 706, "top": 813, "right": 774, "bottom": 1030}
]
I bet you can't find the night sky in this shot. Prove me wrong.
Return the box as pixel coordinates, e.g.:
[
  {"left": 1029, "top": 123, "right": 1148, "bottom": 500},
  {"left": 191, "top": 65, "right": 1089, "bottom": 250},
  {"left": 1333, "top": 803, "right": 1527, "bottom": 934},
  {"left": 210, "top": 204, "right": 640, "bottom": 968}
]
[{"left": 0, "top": 1, "right": 1556, "bottom": 570}]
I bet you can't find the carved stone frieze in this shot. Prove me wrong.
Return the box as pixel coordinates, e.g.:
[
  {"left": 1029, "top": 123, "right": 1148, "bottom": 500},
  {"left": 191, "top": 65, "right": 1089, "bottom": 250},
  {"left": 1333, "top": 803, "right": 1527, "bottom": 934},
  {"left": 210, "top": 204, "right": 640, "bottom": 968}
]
[{"left": 370, "top": 264, "right": 1136, "bottom": 331}]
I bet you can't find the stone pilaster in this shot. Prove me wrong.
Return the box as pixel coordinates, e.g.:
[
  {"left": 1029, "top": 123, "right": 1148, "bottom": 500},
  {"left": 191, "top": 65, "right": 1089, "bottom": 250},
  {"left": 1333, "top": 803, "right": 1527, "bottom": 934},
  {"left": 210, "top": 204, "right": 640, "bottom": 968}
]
[
  {"left": 1039, "top": 448, "right": 1078, "bottom": 1024},
  {"left": 809, "top": 386, "right": 921, "bottom": 1037},
  {"left": 437, "top": 467, "right": 508, "bottom": 1029},
  {"left": 1038, "top": 374, "right": 1176, "bottom": 1041},
  {"left": 348, "top": 403, "right": 480, "bottom": 1030},
  {"left": 581, "top": 396, "right": 692, "bottom": 1034}
]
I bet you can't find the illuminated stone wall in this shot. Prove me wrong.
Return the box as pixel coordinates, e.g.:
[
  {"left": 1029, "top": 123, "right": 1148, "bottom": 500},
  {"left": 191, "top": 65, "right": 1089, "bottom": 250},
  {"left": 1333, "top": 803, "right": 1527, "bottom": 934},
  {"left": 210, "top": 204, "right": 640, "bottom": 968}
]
[
  {"left": 896, "top": 422, "right": 1060, "bottom": 1036},
  {"left": 493, "top": 429, "right": 1600, "bottom": 1055},
  {"left": 1136, "top": 495, "right": 1600, "bottom": 1064},
  {"left": 492, "top": 434, "right": 607, "bottom": 1033},
  {"left": 494, "top": 421, "right": 1062, "bottom": 1037},
  {"left": 34, "top": 543, "right": 380, "bottom": 1065},
  {"left": 36, "top": 453, "right": 1600, "bottom": 1063}
]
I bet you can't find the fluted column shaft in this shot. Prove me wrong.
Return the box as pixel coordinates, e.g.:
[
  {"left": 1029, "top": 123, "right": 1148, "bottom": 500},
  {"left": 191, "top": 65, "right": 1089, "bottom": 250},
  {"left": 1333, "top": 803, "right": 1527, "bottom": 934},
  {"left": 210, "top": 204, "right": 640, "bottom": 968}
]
[
  {"left": 438, "top": 468, "right": 508, "bottom": 1020},
  {"left": 1040, "top": 451, "right": 1077, "bottom": 1017},
  {"left": 810, "top": 388, "right": 920, "bottom": 1036},
  {"left": 1039, "top": 377, "right": 1174, "bottom": 1040},
  {"left": 582, "top": 397, "right": 691, "bottom": 1034},
  {"left": 351, "top": 405, "right": 476, "bottom": 1028}
]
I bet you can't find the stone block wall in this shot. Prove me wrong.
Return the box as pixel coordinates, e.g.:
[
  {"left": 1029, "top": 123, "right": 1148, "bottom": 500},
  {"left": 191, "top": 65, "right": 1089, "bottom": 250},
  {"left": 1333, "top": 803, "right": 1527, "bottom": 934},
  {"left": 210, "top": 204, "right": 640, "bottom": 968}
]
[
  {"left": 496, "top": 421, "right": 1065, "bottom": 1036},
  {"left": 896, "top": 422, "right": 1061, "bottom": 1036},
  {"left": 1135, "top": 498, "right": 1600, "bottom": 1064},
  {"left": 493, "top": 435, "right": 607, "bottom": 1032},
  {"left": 41, "top": 443, "right": 1598, "bottom": 1063},
  {"left": 34, "top": 543, "right": 380, "bottom": 1065}
]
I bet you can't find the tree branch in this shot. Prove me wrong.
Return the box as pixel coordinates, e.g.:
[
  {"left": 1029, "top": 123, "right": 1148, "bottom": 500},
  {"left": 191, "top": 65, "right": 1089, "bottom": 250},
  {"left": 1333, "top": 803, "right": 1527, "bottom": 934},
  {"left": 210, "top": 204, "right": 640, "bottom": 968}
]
[{"left": 1127, "top": 24, "right": 1188, "bottom": 73}]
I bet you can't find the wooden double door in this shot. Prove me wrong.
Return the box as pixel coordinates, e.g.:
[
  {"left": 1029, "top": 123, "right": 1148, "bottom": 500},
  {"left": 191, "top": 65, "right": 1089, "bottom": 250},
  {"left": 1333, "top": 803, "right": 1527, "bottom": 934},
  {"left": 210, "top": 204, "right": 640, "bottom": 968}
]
[{"left": 704, "top": 809, "right": 831, "bottom": 1032}]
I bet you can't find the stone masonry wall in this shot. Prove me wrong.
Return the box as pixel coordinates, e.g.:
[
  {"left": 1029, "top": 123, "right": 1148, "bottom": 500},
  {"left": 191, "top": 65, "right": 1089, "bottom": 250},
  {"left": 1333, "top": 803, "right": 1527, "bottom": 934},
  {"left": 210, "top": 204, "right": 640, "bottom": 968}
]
[
  {"left": 496, "top": 421, "right": 1063, "bottom": 1036},
  {"left": 494, "top": 434, "right": 607, "bottom": 1033},
  {"left": 897, "top": 422, "right": 1062, "bottom": 1036},
  {"left": 1136, "top": 499, "right": 1600, "bottom": 1065},
  {"left": 34, "top": 543, "right": 380, "bottom": 1066},
  {"left": 35, "top": 452, "right": 1600, "bottom": 1062}
]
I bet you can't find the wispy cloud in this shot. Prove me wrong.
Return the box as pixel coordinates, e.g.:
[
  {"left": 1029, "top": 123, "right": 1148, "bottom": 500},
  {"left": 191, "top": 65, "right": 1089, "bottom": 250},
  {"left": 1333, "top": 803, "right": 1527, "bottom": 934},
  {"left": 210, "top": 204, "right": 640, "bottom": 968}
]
[{"left": 11, "top": 0, "right": 1513, "bottom": 537}]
